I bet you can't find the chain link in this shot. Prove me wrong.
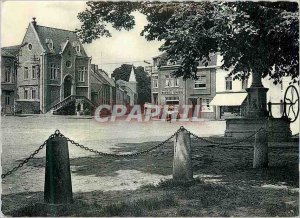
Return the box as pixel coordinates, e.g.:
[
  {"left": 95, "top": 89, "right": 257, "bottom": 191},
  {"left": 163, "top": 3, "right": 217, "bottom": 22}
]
[
  {"left": 64, "top": 127, "right": 186, "bottom": 157},
  {"left": 65, "top": 129, "right": 183, "bottom": 157},
  {"left": 2, "top": 126, "right": 265, "bottom": 179},
  {"left": 187, "top": 127, "right": 265, "bottom": 146},
  {"left": 1, "top": 133, "right": 57, "bottom": 179}
]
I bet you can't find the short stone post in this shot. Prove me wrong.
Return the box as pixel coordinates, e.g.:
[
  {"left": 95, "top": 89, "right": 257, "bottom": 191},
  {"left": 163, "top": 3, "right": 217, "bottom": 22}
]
[
  {"left": 173, "top": 129, "right": 193, "bottom": 181},
  {"left": 44, "top": 134, "right": 73, "bottom": 204},
  {"left": 253, "top": 129, "right": 268, "bottom": 168}
]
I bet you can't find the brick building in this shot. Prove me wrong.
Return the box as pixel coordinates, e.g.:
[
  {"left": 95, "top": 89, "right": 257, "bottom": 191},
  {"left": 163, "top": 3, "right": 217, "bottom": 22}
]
[
  {"left": 15, "top": 18, "right": 92, "bottom": 114},
  {"left": 151, "top": 53, "right": 216, "bottom": 119},
  {"left": 1, "top": 46, "right": 19, "bottom": 114}
]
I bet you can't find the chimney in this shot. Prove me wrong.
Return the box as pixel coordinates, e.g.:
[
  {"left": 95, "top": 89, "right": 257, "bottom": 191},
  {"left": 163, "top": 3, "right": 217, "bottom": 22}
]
[{"left": 32, "top": 17, "right": 37, "bottom": 26}]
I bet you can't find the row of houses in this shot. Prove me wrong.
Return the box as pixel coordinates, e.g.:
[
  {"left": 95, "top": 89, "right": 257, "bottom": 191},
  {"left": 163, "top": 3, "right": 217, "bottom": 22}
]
[
  {"left": 150, "top": 53, "right": 295, "bottom": 120},
  {"left": 1, "top": 18, "right": 137, "bottom": 115}
]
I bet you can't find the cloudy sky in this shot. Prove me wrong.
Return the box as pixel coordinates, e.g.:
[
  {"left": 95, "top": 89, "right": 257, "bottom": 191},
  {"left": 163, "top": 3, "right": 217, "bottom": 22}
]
[{"left": 1, "top": 1, "right": 163, "bottom": 74}]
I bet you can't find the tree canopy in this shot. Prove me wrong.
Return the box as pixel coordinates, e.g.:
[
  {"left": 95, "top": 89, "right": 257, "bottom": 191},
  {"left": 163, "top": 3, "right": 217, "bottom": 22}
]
[{"left": 77, "top": 1, "right": 299, "bottom": 83}]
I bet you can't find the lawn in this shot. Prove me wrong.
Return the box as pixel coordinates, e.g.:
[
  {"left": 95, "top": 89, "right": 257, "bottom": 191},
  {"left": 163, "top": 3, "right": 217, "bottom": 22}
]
[{"left": 2, "top": 134, "right": 299, "bottom": 217}]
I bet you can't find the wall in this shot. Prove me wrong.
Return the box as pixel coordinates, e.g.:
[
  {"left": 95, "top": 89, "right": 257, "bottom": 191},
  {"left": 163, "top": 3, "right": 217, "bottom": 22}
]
[
  {"left": 45, "top": 54, "right": 61, "bottom": 107},
  {"left": 15, "top": 101, "right": 40, "bottom": 114},
  {"left": 17, "top": 24, "right": 43, "bottom": 103},
  {"left": 1, "top": 56, "right": 16, "bottom": 114}
]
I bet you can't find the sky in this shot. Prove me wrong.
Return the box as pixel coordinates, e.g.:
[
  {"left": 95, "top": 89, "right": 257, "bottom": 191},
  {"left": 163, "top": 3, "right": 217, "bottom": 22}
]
[{"left": 1, "top": 1, "right": 163, "bottom": 75}]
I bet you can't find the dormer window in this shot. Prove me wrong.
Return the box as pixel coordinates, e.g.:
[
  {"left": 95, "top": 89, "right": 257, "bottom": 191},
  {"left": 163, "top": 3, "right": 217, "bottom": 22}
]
[
  {"left": 76, "top": 44, "right": 80, "bottom": 53},
  {"left": 167, "top": 59, "right": 177, "bottom": 66},
  {"left": 73, "top": 41, "right": 81, "bottom": 53},
  {"left": 46, "top": 38, "right": 53, "bottom": 50}
]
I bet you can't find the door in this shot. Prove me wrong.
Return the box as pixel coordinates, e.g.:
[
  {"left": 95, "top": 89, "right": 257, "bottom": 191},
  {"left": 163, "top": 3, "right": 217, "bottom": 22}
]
[{"left": 64, "top": 76, "right": 72, "bottom": 98}]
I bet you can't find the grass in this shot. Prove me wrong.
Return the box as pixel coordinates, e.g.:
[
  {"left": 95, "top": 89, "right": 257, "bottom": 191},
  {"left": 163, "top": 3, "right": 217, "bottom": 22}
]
[{"left": 10, "top": 193, "right": 177, "bottom": 217}]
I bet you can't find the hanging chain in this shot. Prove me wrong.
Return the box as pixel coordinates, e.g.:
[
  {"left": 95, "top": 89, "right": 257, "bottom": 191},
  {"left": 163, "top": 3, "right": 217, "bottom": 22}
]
[
  {"left": 1, "top": 126, "right": 268, "bottom": 179},
  {"left": 187, "top": 127, "right": 265, "bottom": 146},
  {"left": 1, "top": 133, "right": 57, "bottom": 179},
  {"left": 64, "top": 128, "right": 183, "bottom": 157}
]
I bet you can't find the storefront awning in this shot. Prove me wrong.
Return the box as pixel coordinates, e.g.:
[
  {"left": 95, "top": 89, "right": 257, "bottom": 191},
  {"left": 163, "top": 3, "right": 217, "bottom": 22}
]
[{"left": 210, "top": 93, "right": 248, "bottom": 106}]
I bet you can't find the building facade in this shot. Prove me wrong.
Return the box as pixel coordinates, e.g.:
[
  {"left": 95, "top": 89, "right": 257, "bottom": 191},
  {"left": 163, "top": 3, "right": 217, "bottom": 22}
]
[
  {"left": 116, "top": 66, "right": 138, "bottom": 107},
  {"left": 1, "top": 46, "right": 19, "bottom": 114},
  {"left": 210, "top": 55, "right": 298, "bottom": 121},
  {"left": 151, "top": 53, "right": 216, "bottom": 119},
  {"left": 15, "top": 18, "right": 91, "bottom": 114}
]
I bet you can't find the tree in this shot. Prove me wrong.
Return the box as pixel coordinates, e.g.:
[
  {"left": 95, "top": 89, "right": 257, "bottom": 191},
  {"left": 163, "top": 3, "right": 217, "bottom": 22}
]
[
  {"left": 77, "top": 1, "right": 299, "bottom": 83},
  {"left": 111, "top": 64, "right": 151, "bottom": 104}
]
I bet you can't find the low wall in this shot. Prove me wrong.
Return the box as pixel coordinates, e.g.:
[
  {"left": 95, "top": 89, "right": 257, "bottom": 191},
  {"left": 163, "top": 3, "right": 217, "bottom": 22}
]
[{"left": 15, "top": 101, "right": 40, "bottom": 114}]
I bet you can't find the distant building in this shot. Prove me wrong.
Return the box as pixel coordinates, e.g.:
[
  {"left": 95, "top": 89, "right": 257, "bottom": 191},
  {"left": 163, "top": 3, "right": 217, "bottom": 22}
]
[
  {"left": 209, "top": 55, "right": 298, "bottom": 122},
  {"left": 91, "top": 64, "right": 114, "bottom": 106},
  {"left": 1, "top": 46, "right": 19, "bottom": 114},
  {"left": 151, "top": 53, "right": 216, "bottom": 119},
  {"left": 15, "top": 18, "right": 92, "bottom": 114},
  {"left": 116, "top": 66, "right": 138, "bottom": 106},
  {"left": 151, "top": 52, "right": 299, "bottom": 122}
]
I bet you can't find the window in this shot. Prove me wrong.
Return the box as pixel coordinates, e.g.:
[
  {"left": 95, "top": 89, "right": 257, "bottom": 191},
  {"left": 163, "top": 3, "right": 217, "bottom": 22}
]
[
  {"left": 31, "top": 89, "right": 36, "bottom": 99},
  {"left": 165, "top": 75, "right": 170, "bottom": 87},
  {"left": 11, "top": 69, "right": 15, "bottom": 83},
  {"left": 24, "top": 67, "right": 29, "bottom": 80},
  {"left": 201, "top": 98, "right": 213, "bottom": 112},
  {"left": 24, "top": 90, "right": 29, "bottom": 99},
  {"left": 153, "top": 75, "right": 158, "bottom": 88},
  {"left": 194, "top": 75, "right": 207, "bottom": 89},
  {"left": 46, "top": 39, "right": 53, "bottom": 50},
  {"left": 78, "top": 66, "right": 86, "bottom": 82},
  {"left": 66, "top": 60, "right": 72, "bottom": 68},
  {"left": 28, "top": 44, "right": 32, "bottom": 50},
  {"left": 165, "top": 96, "right": 179, "bottom": 105},
  {"left": 242, "top": 78, "right": 248, "bottom": 89},
  {"left": 167, "top": 60, "right": 177, "bottom": 65},
  {"left": 32, "top": 66, "right": 37, "bottom": 79},
  {"left": 76, "top": 45, "right": 80, "bottom": 53},
  {"left": 225, "top": 76, "right": 232, "bottom": 90},
  {"left": 50, "top": 64, "right": 58, "bottom": 80},
  {"left": 5, "top": 67, "right": 11, "bottom": 83},
  {"left": 165, "top": 74, "right": 179, "bottom": 87},
  {"left": 5, "top": 96, "right": 10, "bottom": 106},
  {"left": 174, "top": 78, "right": 179, "bottom": 87}
]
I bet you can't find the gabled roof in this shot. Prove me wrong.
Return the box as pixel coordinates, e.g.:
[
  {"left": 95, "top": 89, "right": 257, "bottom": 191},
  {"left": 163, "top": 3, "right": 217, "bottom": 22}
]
[
  {"left": 34, "top": 25, "right": 87, "bottom": 56},
  {"left": 1, "top": 45, "right": 20, "bottom": 57}
]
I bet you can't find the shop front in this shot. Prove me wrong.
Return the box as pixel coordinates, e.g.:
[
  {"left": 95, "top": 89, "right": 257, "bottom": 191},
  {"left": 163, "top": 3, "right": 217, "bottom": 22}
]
[{"left": 210, "top": 92, "right": 248, "bottom": 119}]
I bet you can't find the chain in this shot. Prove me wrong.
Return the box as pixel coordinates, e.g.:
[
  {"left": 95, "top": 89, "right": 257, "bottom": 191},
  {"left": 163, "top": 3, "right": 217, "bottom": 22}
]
[
  {"left": 186, "top": 127, "right": 265, "bottom": 146},
  {"left": 64, "top": 128, "right": 183, "bottom": 157},
  {"left": 1, "top": 133, "right": 57, "bottom": 179}
]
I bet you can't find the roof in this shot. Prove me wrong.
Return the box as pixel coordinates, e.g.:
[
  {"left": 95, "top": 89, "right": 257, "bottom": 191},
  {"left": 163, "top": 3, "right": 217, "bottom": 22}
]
[
  {"left": 153, "top": 52, "right": 217, "bottom": 68},
  {"left": 34, "top": 25, "right": 87, "bottom": 56},
  {"left": 1, "top": 45, "right": 20, "bottom": 57},
  {"left": 129, "top": 65, "right": 136, "bottom": 82},
  {"left": 91, "top": 67, "right": 115, "bottom": 87}
]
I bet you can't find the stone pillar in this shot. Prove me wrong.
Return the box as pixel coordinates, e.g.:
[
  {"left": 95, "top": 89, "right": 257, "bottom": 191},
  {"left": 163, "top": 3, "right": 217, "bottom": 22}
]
[
  {"left": 44, "top": 136, "right": 73, "bottom": 204},
  {"left": 245, "top": 71, "right": 268, "bottom": 118},
  {"left": 173, "top": 130, "right": 193, "bottom": 181},
  {"left": 253, "top": 130, "right": 268, "bottom": 168}
]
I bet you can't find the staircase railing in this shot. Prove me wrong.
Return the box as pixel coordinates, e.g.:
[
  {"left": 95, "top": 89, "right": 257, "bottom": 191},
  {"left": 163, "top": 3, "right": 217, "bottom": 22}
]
[{"left": 47, "top": 95, "right": 96, "bottom": 113}]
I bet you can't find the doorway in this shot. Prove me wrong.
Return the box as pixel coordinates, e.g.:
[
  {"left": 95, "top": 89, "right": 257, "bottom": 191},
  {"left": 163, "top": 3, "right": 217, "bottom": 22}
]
[{"left": 64, "top": 75, "right": 72, "bottom": 98}]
